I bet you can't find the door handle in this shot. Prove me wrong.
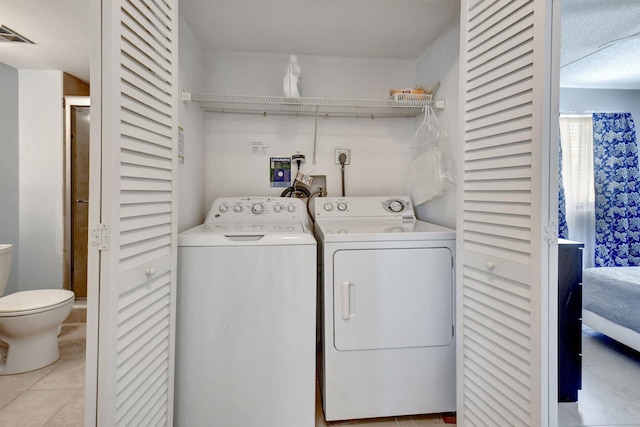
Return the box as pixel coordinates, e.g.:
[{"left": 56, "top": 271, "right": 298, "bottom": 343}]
[
  {"left": 75, "top": 199, "right": 89, "bottom": 203},
  {"left": 341, "top": 281, "right": 351, "bottom": 320}
]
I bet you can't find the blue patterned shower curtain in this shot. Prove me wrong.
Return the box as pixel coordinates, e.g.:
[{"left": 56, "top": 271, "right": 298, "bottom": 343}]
[
  {"left": 592, "top": 113, "right": 640, "bottom": 266},
  {"left": 558, "top": 133, "right": 569, "bottom": 239}
]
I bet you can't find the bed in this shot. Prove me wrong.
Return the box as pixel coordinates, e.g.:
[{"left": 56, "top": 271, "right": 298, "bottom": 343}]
[{"left": 582, "top": 266, "right": 640, "bottom": 352}]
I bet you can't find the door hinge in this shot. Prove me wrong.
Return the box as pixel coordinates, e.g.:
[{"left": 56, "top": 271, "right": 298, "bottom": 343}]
[
  {"left": 91, "top": 224, "right": 110, "bottom": 250},
  {"left": 545, "top": 220, "right": 558, "bottom": 245}
]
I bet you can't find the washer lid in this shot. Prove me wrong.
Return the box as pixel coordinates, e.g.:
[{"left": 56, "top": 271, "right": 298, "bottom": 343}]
[
  {"left": 0, "top": 289, "right": 74, "bottom": 313},
  {"left": 178, "top": 222, "right": 316, "bottom": 247},
  {"left": 315, "top": 219, "right": 455, "bottom": 242}
]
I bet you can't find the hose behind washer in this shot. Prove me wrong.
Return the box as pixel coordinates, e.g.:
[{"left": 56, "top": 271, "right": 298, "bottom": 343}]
[{"left": 280, "top": 180, "right": 311, "bottom": 198}]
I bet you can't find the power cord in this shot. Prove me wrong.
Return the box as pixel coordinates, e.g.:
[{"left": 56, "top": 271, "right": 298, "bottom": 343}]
[
  {"left": 282, "top": 153, "right": 311, "bottom": 198},
  {"left": 339, "top": 152, "right": 347, "bottom": 197},
  {"left": 305, "top": 189, "right": 324, "bottom": 234},
  {"left": 292, "top": 154, "right": 305, "bottom": 174}
]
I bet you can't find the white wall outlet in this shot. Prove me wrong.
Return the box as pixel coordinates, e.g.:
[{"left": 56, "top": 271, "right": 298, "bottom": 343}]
[{"left": 335, "top": 149, "right": 351, "bottom": 165}]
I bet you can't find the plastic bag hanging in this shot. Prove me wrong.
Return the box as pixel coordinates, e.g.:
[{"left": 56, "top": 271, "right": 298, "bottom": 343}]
[{"left": 409, "top": 106, "right": 456, "bottom": 205}]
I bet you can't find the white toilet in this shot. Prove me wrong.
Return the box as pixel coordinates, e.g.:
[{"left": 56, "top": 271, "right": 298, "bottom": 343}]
[{"left": 0, "top": 244, "right": 74, "bottom": 375}]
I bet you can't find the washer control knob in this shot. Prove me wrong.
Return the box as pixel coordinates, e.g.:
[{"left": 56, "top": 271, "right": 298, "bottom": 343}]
[
  {"left": 273, "top": 205, "right": 283, "bottom": 213},
  {"left": 251, "top": 203, "right": 264, "bottom": 214},
  {"left": 287, "top": 204, "right": 296, "bottom": 213},
  {"left": 233, "top": 205, "right": 243, "bottom": 213},
  {"left": 337, "top": 202, "right": 348, "bottom": 211},
  {"left": 219, "top": 205, "right": 228, "bottom": 213},
  {"left": 389, "top": 200, "right": 405, "bottom": 213},
  {"left": 324, "top": 203, "right": 334, "bottom": 211}
]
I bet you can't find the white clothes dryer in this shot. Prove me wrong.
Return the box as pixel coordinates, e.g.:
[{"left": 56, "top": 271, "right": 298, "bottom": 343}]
[
  {"left": 314, "top": 196, "right": 456, "bottom": 421},
  {"left": 175, "top": 197, "right": 317, "bottom": 427}
]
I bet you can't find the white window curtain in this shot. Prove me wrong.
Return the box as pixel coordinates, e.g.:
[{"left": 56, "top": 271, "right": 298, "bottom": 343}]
[{"left": 559, "top": 115, "right": 595, "bottom": 267}]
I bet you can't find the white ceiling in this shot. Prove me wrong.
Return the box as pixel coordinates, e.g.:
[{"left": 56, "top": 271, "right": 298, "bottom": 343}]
[
  {"left": 179, "top": 0, "right": 459, "bottom": 59},
  {"left": 0, "top": 0, "right": 638, "bottom": 89},
  {"left": 0, "top": 0, "right": 90, "bottom": 81},
  {"left": 560, "top": 0, "right": 640, "bottom": 89}
]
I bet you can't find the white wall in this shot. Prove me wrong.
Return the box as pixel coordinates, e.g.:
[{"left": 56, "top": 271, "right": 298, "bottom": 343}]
[
  {"left": 201, "top": 52, "right": 444, "bottom": 208},
  {"left": 177, "top": 17, "right": 206, "bottom": 232},
  {"left": 0, "top": 63, "right": 20, "bottom": 294},
  {"left": 413, "top": 23, "right": 460, "bottom": 229},
  {"left": 560, "top": 88, "right": 640, "bottom": 121},
  {"left": 18, "top": 70, "right": 64, "bottom": 291}
]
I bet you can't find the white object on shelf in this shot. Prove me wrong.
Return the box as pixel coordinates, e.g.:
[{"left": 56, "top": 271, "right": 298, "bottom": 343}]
[{"left": 283, "top": 55, "right": 302, "bottom": 98}]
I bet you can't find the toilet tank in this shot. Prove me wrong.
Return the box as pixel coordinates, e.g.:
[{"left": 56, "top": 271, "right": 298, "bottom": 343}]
[{"left": 0, "top": 244, "right": 12, "bottom": 296}]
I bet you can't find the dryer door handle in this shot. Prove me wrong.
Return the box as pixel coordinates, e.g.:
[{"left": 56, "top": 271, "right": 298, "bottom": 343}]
[{"left": 341, "top": 281, "right": 351, "bottom": 320}]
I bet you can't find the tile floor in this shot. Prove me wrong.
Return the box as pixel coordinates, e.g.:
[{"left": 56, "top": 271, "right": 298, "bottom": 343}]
[
  {"left": 314, "top": 383, "right": 455, "bottom": 426},
  {"left": 0, "top": 323, "right": 86, "bottom": 427},
  {"left": 558, "top": 325, "right": 640, "bottom": 427},
  {"left": 1, "top": 323, "right": 639, "bottom": 426}
]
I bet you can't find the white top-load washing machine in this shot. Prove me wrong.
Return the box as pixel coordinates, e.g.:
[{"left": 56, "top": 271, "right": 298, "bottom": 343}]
[
  {"left": 175, "top": 197, "right": 317, "bottom": 427},
  {"left": 314, "top": 196, "right": 456, "bottom": 421}
]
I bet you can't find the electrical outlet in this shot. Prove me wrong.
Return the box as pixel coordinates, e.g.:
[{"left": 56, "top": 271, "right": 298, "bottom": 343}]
[{"left": 335, "top": 149, "right": 351, "bottom": 165}]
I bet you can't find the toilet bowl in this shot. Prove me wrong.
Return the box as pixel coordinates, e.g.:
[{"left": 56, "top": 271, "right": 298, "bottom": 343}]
[{"left": 0, "top": 244, "right": 74, "bottom": 375}]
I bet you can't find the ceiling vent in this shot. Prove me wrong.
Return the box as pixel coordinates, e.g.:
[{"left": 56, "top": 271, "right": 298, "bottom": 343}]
[{"left": 0, "top": 25, "right": 34, "bottom": 44}]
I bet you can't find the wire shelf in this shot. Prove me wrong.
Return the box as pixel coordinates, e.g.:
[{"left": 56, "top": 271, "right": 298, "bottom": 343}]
[{"left": 183, "top": 92, "right": 444, "bottom": 118}]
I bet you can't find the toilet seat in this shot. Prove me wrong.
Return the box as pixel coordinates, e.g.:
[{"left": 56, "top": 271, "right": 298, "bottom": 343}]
[{"left": 0, "top": 289, "right": 74, "bottom": 317}]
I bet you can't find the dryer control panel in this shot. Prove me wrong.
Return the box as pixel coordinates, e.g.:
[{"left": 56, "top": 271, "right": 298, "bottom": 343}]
[
  {"left": 206, "top": 197, "right": 307, "bottom": 223},
  {"left": 315, "top": 196, "right": 415, "bottom": 220}
]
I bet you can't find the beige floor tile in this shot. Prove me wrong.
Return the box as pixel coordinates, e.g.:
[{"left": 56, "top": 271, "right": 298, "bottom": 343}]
[
  {"left": 0, "top": 390, "right": 75, "bottom": 427},
  {"left": 397, "top": 414, "right": 447, "bottom": 425},
  {"left": 0, "top": 363, "right": 58, "bottom": 392},
  {"left": 63, "top": 310, "right": 79, "bottom": 324},
  {"left": 31, "top": 358, "right": 85, "bottom": 390},
  {"left": 322, "top": 413, "right": 446, "bottom": 427},
  {"left": 58, "top": 335, "right": 86, "bottom": 360},
  {"left": 0, "top": 390, "right": 20, "bottom": 411},
  {"left": 322, "top": 419, "right": 397, "bottom": 426},
  {"left": 58, "top": 341, "right": 86, "bottom": 361},
  {"left": 347, "top": 418, "right": 398, "bottom": 426},
  {"left": 43, "top": 388, "right": 85, "bottom": 427},
  {"left": 59, "top": 324, "right": 86, "bottom": 342}
]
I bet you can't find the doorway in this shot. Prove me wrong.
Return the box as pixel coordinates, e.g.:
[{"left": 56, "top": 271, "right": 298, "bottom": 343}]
[{"left": 65, "top": 96, "right": 90, "bottom": 299}]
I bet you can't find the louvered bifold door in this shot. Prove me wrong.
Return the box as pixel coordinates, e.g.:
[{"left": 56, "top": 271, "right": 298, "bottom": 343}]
[
  {"left": 93, "top": 0, "right": 178, "bottom": 425},
  {"left": 458, "top": 1, "right": 556, "bottom": 426}
]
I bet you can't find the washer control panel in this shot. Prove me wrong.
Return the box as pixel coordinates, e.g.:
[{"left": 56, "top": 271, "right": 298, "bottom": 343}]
[
  {"left": 206, "top": 197, "right": 306, "bottom": 223},
  {"left": 315, "top": 196, "right": 415, "bottom": 220}
]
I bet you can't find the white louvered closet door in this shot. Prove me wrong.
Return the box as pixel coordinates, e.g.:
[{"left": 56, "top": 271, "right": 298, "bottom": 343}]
[
  {"left": 88, "top": 0, "right": 179, "bottom": 425},
  {"left": 458, "top": 0, "right": 560, "bottom": 426}
]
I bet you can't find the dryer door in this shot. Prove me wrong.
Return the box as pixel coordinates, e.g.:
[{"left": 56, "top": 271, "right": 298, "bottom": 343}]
[{"left": 333, "top": 247, "right": 453, "bottom": 351}]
